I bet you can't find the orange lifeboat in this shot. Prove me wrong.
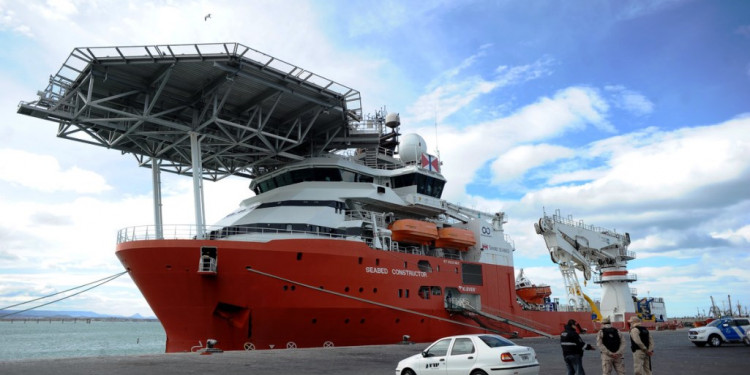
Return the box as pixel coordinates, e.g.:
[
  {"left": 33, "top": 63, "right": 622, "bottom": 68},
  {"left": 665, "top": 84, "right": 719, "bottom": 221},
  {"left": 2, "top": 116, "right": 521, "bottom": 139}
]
[
  {"left": 515, "top": 269, "right": 552, "bottom": 305},
  {"left": 389, "top": 219, "right": 438, "bottom": 245},
  {"left": 434, "top": 227, "right": 476, "bottom": 251}
]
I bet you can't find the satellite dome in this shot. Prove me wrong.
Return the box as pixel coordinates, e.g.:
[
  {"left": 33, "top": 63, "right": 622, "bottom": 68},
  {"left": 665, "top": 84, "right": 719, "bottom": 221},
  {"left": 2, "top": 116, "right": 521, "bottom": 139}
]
[{"left": 399, "top": 134, "right": 427, "bottom": 163}]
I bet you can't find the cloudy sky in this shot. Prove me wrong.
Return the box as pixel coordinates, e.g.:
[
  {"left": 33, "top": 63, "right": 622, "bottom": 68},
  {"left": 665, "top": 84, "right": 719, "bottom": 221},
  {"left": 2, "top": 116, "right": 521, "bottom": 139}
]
[{"left": 1, "top": 0, "right": 748, "bottom": 319}]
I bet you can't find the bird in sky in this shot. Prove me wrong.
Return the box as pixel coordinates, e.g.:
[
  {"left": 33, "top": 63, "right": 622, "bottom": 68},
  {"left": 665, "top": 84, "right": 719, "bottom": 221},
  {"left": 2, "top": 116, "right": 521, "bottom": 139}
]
[{"left": 205, "top": 13, "right": 211, "bottom": 21}]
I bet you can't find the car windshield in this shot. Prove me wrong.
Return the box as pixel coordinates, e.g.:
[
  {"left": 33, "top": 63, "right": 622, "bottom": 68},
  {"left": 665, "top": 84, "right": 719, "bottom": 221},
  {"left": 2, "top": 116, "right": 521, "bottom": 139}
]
[{"left": 478, "top": 335, "right": 516, "bottom": 348}]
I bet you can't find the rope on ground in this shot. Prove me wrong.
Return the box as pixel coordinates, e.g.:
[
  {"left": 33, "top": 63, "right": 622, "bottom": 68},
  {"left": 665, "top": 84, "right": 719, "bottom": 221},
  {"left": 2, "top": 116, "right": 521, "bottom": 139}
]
[{"left": 0, "top": 271, "right": 128, "bottom": 319}]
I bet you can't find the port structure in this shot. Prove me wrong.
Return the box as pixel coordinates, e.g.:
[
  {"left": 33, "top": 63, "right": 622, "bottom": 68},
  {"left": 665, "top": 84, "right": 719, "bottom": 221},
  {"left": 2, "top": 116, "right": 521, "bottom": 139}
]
[
  {"left": 535, "top": 209, "right": 636, "bottom": 323},
  {"left": 17, "top": 43, "right": 378, "bottom": 238}
]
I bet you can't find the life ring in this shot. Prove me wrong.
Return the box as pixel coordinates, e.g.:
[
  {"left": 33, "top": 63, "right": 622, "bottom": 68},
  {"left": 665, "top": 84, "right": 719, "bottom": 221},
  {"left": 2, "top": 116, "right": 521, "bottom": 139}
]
[
  {"left": 323, "top": 341, "right": 335, "bottom": 348},
  {"left": 286, "top": 341, "right": 297, "bottom": 349},
  {"left": 243, "top": 342, "right": 255, "bottom": 351}
]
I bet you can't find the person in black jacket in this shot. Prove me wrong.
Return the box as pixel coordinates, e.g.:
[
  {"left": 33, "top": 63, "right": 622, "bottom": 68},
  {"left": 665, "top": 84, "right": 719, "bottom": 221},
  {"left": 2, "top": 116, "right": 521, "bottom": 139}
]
[{"left": 561, "top": 319, "right": 591, "bottom": 375}]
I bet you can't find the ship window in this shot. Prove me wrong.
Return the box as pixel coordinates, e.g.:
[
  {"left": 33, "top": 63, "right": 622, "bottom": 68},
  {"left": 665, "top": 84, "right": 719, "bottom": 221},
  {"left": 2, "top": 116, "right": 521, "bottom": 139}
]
[
  {"left": 398, "top": 289, "right": 403, "bottom": 298},
  {"left": 358, "top": 257, "right": 363, "bottom": 264},
  {"left": 417, "top": 260, "right": 432, "bottom": 273},
  {"left": 419, "top": 286, "right": 431, "bottom": 299},
  {"left": 406, "top": 289, "right": 410, "bottom": 298},
  {"left": 431, "top": 286, "right": 442, "bottom": 296},
  {"left": 376, "top": 258, "right": 380, "bottom": 266},
  {"left": 296, "top": 252, "right": 302, "bottom": 260},
  {"left": 341, "top": 170, "right": 355, "bottom": 182},
  {"left": 358, "top": 174, "right": 374, "bottom": 183},
  {"left": 461, "top": 263, "right": 483, "bottom": 286}
]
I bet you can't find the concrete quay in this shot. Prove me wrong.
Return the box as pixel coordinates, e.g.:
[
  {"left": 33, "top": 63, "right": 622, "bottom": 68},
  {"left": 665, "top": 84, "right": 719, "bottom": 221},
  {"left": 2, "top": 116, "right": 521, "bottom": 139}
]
[{"left": 1, "top": 329, "right": 749, "bottom": 374}]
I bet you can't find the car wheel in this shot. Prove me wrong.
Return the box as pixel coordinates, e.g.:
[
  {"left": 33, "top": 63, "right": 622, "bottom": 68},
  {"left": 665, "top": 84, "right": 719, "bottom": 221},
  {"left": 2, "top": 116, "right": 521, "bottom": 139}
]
[
  {"left": 402, "top": 369, "right": 416, "bottom": 375},
  {"left": 470, "top": 370, "right": 488, "bottom": 375},
  {"left": 708, "top": 335, "right": 722, "bottom": 347},
  {"left": 693, "top": 342, "right": 706, "bottom": 347}
]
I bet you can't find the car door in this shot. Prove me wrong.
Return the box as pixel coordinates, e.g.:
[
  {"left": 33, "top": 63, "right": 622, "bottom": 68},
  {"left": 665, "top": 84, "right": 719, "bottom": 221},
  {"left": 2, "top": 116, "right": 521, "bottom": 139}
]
[
  {"left": 718, "top": 319, "right": 741, "bottom": 341},
  {"left": 419, "top": 338, "right": 451, "bottom": 374},
  {"left": 446, "top": 337, "right": 478, "bottom": 375}
]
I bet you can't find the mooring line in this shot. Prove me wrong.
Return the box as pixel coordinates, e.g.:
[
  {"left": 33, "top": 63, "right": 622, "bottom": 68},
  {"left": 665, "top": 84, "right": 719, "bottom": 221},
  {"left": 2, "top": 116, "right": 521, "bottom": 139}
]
[
  {"left": 0, "top": 271, "right": 128, "bottom": 319},
  {"left": 245, "top": 266, "right": 501, "bottom": 333}
]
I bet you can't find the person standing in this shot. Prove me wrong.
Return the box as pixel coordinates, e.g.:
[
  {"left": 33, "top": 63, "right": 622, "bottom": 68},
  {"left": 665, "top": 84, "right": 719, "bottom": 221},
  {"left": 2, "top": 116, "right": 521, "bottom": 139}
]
[
  {"left": 629, "top": 316, "right": 654, "bottom": 375},
  {"left": 597, "top": 316, "right": 625, "bottom": 375},
  {"left": 561, "top": 319, "right": 587, "bottom": 375}
]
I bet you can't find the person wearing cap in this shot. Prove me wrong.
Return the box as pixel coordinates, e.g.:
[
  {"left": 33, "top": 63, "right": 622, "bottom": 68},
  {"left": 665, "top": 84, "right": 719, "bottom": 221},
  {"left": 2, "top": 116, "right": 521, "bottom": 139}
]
[
  {"left": 629, "top": 316, "right": 654, "bottom": 375},
  {"left": 597, "top": 316, "right": 625, "bottom": 375},
  {"left": 560, "top": 319, "right": 588, "bottom": 375}
]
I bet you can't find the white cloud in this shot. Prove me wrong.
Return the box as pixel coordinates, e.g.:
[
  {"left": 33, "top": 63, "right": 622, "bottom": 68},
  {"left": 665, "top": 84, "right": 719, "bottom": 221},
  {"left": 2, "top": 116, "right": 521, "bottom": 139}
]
[
  {"left": 711, "top": 225, "right": 750, "bottom": 245},
  {"left": 523, "top": 115, "right": 750, "bottom": 208},
  {"left": 490, "top": 144, "right": 575, "bottom": 184},
  {"left": 0, "top": 149, "right": 112, "bottom": 193},
  {"left": 404, "top": 53, "right": 555, "bottom": 124},
  {"left": 605, "top": 85, "right": 654, "bottom": 116}
]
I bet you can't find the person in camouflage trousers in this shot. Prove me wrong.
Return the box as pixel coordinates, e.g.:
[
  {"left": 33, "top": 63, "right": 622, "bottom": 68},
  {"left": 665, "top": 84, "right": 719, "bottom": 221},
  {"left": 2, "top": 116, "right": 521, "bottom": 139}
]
[
  {"left": 629, "top": 316, "right": 654, "bottom": 375},
  {"left": 597, "top": 316, "right": 625, "bottom": 375}
]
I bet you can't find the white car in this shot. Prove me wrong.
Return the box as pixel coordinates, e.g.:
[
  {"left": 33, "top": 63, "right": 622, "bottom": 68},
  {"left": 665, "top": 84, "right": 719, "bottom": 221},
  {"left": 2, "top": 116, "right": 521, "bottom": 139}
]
[
  {"left": 395, "top": 334, "right": 539, "bottom": 375},
  {"left": 688, "top": 317, "right": 750, "bottom": 347}
]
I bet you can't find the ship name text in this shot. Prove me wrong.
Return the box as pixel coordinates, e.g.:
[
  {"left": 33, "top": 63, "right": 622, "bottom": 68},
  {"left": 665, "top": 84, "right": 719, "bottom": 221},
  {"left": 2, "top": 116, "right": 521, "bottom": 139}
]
[{"left": 365, "top": 267, "right": 427, "bottom": 278}]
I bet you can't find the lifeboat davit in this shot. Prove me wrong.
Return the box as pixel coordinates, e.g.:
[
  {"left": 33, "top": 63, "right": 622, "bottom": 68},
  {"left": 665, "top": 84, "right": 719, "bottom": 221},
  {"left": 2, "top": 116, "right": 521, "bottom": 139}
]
[
  {"left": 434, "top": 227, "right": 476, "bottom": 251},
  {"left": 389, "top": 219, "right": 438, "bottom": 245}
]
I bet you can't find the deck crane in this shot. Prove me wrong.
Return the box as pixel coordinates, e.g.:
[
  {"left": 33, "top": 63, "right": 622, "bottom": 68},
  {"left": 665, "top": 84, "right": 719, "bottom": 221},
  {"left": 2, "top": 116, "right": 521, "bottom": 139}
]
[{"left": 534, "top": 209, "right": 636, "bottom": 324}]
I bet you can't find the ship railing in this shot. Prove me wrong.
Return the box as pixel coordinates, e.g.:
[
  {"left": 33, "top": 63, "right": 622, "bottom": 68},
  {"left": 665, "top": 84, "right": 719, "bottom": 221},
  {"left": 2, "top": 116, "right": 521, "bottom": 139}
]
[
  {"left": 117, "top": 224, "right": 356, "bottom": 244},
  {"left": 548, "top": 209, "right": 626, "bottom": 241}
]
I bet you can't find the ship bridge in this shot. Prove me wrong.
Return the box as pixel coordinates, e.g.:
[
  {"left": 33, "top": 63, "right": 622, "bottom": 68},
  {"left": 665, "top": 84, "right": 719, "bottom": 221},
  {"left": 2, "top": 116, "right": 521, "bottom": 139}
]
[{"left": 17, "top": 42, "right": 377, "bottom": 237}]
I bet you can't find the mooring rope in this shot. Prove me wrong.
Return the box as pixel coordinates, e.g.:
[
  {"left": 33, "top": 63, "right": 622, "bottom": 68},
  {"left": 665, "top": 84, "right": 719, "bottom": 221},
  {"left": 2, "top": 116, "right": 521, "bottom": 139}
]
[
  {"left": 244, "top": 266, "right": 502, "bottom": 333},
  {"left": 0, "top": 271, "right": 128, "bottom": 319}
]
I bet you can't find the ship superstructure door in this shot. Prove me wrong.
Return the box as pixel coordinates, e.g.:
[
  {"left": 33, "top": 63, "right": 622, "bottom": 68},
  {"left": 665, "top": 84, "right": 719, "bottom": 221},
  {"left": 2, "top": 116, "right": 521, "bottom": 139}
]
[{"left": 198, "top": 246, "right": 217, "bottom": 275}]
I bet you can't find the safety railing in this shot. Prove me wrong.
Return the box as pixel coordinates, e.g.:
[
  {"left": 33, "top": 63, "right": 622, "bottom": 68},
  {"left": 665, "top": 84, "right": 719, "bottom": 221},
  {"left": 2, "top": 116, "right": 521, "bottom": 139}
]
[{"left": 117, "top": 224, "right": 352, "bottom": 244}]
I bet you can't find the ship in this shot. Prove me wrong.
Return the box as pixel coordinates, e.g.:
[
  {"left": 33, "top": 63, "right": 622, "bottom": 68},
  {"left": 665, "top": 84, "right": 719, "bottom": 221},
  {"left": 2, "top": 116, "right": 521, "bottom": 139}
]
[{"left": 17, "top": 43, "right": 599, "bottom": 353}]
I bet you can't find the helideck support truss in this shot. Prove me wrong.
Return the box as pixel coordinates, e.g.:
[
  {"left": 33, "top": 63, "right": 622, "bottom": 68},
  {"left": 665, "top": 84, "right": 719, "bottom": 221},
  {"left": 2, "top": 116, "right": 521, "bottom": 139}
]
[{"left": 17, "top": 43, "right": 367, "bottom": 181}]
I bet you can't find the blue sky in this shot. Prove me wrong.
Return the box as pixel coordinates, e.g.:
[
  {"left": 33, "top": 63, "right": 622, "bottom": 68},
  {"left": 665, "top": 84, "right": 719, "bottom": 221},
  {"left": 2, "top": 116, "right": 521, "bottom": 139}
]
[{"left": 0, "top": 0, "right": 748, "bottom": 319}]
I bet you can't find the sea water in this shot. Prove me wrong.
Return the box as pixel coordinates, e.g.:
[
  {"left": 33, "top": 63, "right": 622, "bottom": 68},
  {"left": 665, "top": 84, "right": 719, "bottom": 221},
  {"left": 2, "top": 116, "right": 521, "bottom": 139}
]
[{"left": 0, "top": 320, "right": 166, "bottom": 361}]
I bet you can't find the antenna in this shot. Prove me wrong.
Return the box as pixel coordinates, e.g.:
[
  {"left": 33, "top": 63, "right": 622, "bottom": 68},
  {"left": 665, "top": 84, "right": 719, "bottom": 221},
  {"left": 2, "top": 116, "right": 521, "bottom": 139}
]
[{"left": 434, "top": 103, "right": 441, "bottom": 163}]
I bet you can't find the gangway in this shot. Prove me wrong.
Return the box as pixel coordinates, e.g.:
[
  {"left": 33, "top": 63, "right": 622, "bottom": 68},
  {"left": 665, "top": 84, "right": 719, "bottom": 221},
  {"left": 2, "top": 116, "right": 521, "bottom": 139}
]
[{"left": 448, "top": 299, "right": 555, "bottom": 338}]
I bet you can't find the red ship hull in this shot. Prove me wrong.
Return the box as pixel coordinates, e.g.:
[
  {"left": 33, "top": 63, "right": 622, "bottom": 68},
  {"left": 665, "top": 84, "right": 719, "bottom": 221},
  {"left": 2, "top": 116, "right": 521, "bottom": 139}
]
[{"left": 117, "top": 238, "right": 594, "bottom": 352}]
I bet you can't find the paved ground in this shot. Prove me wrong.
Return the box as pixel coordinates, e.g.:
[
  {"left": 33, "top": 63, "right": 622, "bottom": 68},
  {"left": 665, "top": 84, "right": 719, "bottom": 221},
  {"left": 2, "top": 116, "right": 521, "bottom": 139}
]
[{"left": 1, "top": 328, "right": 749, "bottom": 374}]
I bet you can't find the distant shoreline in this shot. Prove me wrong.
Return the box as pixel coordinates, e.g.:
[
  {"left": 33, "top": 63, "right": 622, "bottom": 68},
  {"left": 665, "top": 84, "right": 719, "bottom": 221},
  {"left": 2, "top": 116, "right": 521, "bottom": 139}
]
[{"left": 1, "top": 317, "right": 159, "bottom": 323}]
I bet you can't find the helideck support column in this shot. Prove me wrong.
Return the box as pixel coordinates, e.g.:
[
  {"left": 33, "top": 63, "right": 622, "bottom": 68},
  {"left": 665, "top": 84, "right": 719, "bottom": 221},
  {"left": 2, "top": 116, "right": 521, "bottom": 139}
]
[
  {"left": 190, "top": 131, "right": 206, "bottom": 238},
  {"left": 151, "top": 157, "right": 164, "bottom": 239}
]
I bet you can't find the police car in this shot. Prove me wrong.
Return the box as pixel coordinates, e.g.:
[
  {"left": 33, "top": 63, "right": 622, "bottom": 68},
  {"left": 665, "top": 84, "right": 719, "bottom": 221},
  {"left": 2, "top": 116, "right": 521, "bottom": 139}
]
[
  {"left": 688, "top": 317, "right": 750, "bottom": 347},
  {"left": 395, "top": 334, "right": 539, "bottom": 375}
]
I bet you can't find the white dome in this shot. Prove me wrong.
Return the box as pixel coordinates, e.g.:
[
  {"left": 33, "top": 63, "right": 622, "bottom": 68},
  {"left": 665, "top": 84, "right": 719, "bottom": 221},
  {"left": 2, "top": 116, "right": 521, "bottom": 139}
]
[{"left": 399, "top": 134, "right": 427, "bottom": 163}]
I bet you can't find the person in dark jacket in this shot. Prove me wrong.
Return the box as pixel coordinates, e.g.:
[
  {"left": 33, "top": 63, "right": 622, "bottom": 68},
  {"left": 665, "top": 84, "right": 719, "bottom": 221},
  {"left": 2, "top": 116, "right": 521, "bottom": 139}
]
[{"left": 561, "top": 319, "right": 589, "bottom": 375}]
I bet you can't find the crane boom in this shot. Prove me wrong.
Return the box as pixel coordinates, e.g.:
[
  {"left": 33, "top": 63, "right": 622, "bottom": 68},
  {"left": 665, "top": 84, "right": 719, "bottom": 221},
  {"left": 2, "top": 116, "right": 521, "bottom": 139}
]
[{"left": 534, "top": 209, "right": 637, "bottom": 322}]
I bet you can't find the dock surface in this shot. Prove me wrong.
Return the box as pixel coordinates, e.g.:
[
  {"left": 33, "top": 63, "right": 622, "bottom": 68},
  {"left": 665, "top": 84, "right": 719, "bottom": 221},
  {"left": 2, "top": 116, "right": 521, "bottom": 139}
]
[{"left": 2, "top": 329, "right": 749, "bottom": 374}]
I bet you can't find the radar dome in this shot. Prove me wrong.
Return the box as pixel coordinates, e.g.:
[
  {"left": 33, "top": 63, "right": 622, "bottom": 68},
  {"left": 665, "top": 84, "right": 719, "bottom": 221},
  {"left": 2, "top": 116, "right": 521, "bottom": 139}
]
[
  {"left": 385, "top": 113, "right": 401, "bottom": 128},
  {"left": 399, "top": 134, "right": 427, "bottom": 163}
]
